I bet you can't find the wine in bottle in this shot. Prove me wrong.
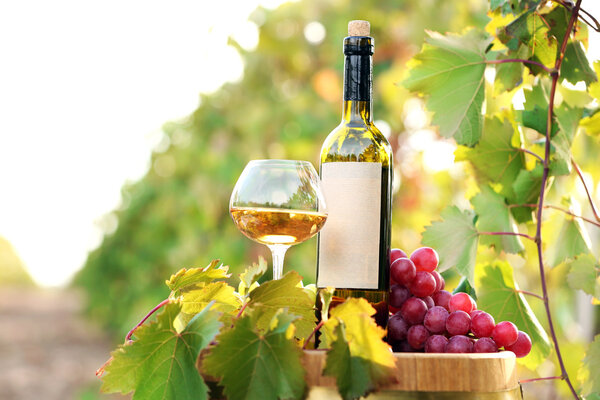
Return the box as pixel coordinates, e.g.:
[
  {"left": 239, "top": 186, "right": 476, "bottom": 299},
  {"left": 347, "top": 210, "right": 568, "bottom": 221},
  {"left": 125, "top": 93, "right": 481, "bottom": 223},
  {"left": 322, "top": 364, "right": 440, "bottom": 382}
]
[{"left": 316, "top": 20, "right": 392, "bottom": 328}]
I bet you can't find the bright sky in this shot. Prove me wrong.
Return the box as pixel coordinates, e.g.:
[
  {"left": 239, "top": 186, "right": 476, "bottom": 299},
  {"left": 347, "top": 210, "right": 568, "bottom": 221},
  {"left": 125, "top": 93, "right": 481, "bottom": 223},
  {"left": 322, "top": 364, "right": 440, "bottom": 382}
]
[
  {"left": 1, "top": 1, "right": 599, "bottom": 287},
  {"left": 0, "top": 0, "right": 285, "bottom": 286}
]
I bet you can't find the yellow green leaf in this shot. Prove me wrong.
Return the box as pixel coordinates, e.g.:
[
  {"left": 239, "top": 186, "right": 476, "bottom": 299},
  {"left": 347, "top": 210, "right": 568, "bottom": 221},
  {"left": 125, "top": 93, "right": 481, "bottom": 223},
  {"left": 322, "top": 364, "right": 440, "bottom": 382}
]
[
  {"left": 322, "top": 300, "right": 396, "bottom": 399},
  {"left": 180, "top": 281, "right": 241, "bottom": 315},
  {"left": 165, "top": 259, "right": 230, "bottom": 294},
  {"left": 247, "top": 270, "right": 316, "bottom": 338},
  {"left": 237, "top": 257, "right": 267, "bottom": 297}
]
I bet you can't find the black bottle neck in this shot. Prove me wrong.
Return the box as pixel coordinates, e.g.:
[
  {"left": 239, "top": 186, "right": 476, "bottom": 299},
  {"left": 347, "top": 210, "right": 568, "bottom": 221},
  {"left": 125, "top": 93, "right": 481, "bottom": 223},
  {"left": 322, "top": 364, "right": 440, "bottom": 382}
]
[{"left": 342, "top": 36, "right": 374, "bottom": 123}]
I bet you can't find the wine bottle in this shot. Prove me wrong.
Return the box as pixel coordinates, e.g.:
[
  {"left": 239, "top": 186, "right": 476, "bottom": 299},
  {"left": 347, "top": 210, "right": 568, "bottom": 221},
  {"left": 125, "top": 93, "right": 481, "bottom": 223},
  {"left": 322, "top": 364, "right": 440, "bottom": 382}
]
[{"left": 316, "top": 20, "right": 392, "bottom": 327}]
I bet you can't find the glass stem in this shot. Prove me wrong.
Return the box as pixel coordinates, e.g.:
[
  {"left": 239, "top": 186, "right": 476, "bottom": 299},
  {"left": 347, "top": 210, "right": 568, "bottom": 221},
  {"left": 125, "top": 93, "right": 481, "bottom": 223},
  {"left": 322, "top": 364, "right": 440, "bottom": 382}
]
[{"left": 268, "top": 244, "right": 290, "bottom": 280}]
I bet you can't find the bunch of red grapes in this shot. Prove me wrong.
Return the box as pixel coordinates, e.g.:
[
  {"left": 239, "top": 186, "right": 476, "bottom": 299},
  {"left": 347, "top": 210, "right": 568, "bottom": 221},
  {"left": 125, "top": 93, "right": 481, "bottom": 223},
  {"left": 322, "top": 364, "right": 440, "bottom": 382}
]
[{"left": 388, "top": 247, "right": 532, "bottom": 357}]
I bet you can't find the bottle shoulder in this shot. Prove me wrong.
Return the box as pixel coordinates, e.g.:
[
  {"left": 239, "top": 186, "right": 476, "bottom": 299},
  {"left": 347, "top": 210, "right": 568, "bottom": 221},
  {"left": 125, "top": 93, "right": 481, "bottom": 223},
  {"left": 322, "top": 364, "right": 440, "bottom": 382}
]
[{"left": 321, "top": 122, "right": 392, "bottom": 165}]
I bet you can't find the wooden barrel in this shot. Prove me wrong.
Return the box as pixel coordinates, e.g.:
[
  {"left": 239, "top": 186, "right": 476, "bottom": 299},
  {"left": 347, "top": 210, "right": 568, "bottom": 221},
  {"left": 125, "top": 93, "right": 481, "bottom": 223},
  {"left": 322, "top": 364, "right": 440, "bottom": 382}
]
[{"left": 302, "top": 350, "right": 522, "bottom": 399}]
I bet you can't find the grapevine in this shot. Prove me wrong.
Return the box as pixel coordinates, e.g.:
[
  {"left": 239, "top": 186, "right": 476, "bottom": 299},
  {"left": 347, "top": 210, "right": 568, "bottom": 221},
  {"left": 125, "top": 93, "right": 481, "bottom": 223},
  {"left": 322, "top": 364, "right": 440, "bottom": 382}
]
[{"left": 403, "top": 0, "right": 600, "bottom": 398}]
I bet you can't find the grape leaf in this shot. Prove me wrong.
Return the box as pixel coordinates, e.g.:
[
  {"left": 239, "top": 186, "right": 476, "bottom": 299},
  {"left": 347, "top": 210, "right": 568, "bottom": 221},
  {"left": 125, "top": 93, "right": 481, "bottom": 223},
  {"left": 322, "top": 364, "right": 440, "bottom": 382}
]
[
  {"left": 403, "top": 29, "right": 492, "bottom": 146},
  {"left": 562, "top": 41, "right": 597, "bottom": 85},
  {"left": 455, "top": 117, "right": 525, "bottom": 200},
  {"left": 544, "top": 6, "right": 596, "bottom": 85},
  {"left": 567, "top": 254, "right": 600, "bottom": 297},
  {"left": 581, "top": 62, "right": 600, "bottom": 136},
  {"left": 511, "top": 164, "right": 544, "bottom": 223},
  {"left": 578, "top": 334, "right": 600, "bottom": 397},
  {"left": 493, "top": 45, "right": 528, "bottom": 93},
  {"left": 318, "top": 286, "right": 335, "bottom": 322},
  {"left": 476, "top": 261, "right": 551, "bottom": 369},
  {"left": 101, "top": 303, "right": 221, "bottom": 399},
  {"left": 323, "top": 323, "right": 378, "bottom": 400},
  {"left": 165, "top": 259, "right": 230, "bottom": 293},
  {"left": 581, "top": 110, "right": 600, "bottom": 136},
  {"left": 238, "top": 257, "right": 267, "bottom": 298},
  {"left": 523, "top": 79, "right": 551, "bottom": 109},
  {"left": 490, "top": 0, "right": 541, "bottom": 15},
  {"left": 519, "top": 105, "right": 558, "bottom": 135},
  {"left": 552, "top": 103, "right": 583, "bottom": 170},
  {"left": 546, "top": 214, "right": 593, "bottom": 268},
  {"left": 452, "top": 276, "right": 478, "bottom": 300},
  {"left": 180, "top": 281, "right": 242, "bottom": 315},
  {"left": 422, "top": 206, "right": 479, "bottom": 282},
  {"left": 499, "top": 9, "right": 557, "bottom": 69},
  {"left": 589, "top": 62, "right": 600, "bottom": 100},
  {"left": 319, "top": 296, "right": 381, "bottom": 349},
  {"left": 202, "top": 310, "right": 306, "bottom": 400},
  {"left": 471, "top": 185, "right": 525, "bottom": 254},
  {"left": 247, "top": 270, "right": 315, "bottom": 338},
  {"left": 321, "top": 299, "right": 396, "bottom": 399}
]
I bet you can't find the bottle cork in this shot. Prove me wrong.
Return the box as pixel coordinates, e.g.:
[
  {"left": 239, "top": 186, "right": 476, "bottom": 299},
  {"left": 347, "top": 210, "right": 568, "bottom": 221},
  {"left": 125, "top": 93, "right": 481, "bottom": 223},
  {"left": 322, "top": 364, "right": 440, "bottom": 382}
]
[{"left": 348, "top": 20, "right": 370, "bottom": 37}]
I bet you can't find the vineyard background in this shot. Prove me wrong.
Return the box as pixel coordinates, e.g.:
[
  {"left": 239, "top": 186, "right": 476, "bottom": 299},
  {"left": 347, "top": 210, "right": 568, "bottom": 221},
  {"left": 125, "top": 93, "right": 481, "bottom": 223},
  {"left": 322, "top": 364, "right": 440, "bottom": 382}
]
[{"left": 1, "top": 0, "right": 600, "bottom": 398}]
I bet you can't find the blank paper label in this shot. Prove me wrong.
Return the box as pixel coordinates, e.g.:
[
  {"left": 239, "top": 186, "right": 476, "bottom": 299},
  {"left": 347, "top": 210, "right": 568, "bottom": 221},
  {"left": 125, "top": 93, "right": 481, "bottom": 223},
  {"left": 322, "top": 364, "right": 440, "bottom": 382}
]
[{"left": 317, "top": 162, "right": 381, "bottom": 289}]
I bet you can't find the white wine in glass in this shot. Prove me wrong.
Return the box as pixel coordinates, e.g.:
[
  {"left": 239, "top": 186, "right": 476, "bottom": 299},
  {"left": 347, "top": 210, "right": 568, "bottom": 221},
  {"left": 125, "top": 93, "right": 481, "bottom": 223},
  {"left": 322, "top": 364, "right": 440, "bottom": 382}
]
[{"left": 229, "top": 160, "right": 327, "bottom": 279}]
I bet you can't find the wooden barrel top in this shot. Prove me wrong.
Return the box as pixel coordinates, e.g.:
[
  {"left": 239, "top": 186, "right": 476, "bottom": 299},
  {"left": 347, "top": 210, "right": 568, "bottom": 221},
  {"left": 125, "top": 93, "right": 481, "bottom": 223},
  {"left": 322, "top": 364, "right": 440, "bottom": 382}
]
[{"left": 302, "top": 350, "right": 519, "bottom": 393}]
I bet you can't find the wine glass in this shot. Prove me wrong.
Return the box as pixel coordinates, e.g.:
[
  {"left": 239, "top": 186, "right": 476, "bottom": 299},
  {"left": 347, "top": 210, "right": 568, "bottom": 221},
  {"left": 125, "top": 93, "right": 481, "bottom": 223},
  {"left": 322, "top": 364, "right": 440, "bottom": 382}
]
[{"left": 229, "top": 160, "right": 328, "bottom": 280}]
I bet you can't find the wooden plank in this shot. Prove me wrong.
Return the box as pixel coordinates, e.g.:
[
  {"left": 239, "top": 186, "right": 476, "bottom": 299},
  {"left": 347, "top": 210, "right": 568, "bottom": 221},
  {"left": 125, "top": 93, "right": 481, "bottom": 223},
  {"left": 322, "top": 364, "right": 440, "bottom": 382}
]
[{"left": 302, "top": 350, "right": 519, "bottom": 393}]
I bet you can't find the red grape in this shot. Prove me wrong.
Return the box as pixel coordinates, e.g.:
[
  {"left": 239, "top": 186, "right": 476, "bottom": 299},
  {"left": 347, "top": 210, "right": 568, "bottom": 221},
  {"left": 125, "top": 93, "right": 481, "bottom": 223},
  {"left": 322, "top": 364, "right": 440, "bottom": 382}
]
[
  {"left": 470, "top": 296, "right": 477, "bottom": 311},
  {"left": 410, "top": 247, "right": 439, "bottom": 272},
  {"left": 471, "top": 312, "right": 495, "bottom": 338},
  {"left": 446, "top": 310, "right": 471, "bottom": 336},
  {"left": 432, "top": 290, "right": 451, "bottom": 310},
  {"left": 431, "top": 270, "right": 445, "bottom": 292},
  {"left": 391, "top": 258, "right": 417, "bottom": 286},
  {"left": 421, "top": 296, "right": 435, "bottom": 309},
  {"left": 492, "top": 321, "right": 519, "bottom": 348},
  {"left": 425, "top": 335, "right": 448, "bottom": 353},
  {"left": 389, "top": 284, "right": 411, "bottom": 308},
  {"left": 470, "top": 309, "right": 484, "bottom": 319},
  {"left": 392, "top": 340, "right": 415, "bottom": 353},
  {"left": 390, "top": 248, "right": 409, "bottom": 265},
  {"left": 448, "top": 292, "right": 475, "bottom": 313},
  {"left": 474, "top": 337, "right": 498, "bottom": 353},
  {"left": 409, "top": 271, "right": 436, "bottom": 297},
  {"left": 389, "top": 304, "right": 401, "bottom": 314},
  {"left": 407, "top": 325, "right": 430, "bottom": 350},
  {"left": 423, "top": 306, "right": 449, "bottom": 334},
  {"left": 400, "top": 297, "right": 428, "bottom": 325},
  {"left": 445, "top": 335, "right": 473, "bottom": 353},
  {"left": 505, "top": 331, "right": 532, "bottom": 358},
  {"left": 388, "top": 313, "right": 409, "bottom": 341}
]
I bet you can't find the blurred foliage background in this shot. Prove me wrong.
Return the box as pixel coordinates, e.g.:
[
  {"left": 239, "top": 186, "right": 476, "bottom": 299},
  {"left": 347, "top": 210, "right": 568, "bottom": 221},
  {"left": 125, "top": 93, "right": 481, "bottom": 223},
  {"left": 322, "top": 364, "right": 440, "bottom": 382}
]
[{"left": 73, "top": 0, "right": 599, "bottom": 396}]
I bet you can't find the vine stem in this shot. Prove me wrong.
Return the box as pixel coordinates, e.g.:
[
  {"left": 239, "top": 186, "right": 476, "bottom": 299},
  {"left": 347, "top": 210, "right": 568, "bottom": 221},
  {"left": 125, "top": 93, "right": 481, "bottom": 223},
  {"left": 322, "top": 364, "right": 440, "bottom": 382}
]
[
  {"left": 303, "top": 320, "right": 325, "bottom": 350},
  {"left": 485, "top": 58, "right": 554, "bottom": 74},
  {"left": 536, "top": 1, "right": 582, "bottom": 397},
  {"left": 125, "top": 298, "right": 170, "bottom": 342},
  {"left": 236, "top": 301, "right": 249, "bottom": 319},
  {"left": 551, "top": 0, "right": 600, "bottom": 32},
  {"left": 517, "top": 147, "right": 544, "bottom": 163},
  {"left": 478, "top": 231, "right": 536, "bottom": 241},
  {"left": 508, "top": 203, "right": 600, "bottom": 228},
  {"left": 520, "top": 376, "right": 563, "bottom": 384},
  {"left": 572, "top": 159, "right": 600, "bottom": 222},
  {"left": 516, "top": 289, "right": 544, "bottom": 301}
]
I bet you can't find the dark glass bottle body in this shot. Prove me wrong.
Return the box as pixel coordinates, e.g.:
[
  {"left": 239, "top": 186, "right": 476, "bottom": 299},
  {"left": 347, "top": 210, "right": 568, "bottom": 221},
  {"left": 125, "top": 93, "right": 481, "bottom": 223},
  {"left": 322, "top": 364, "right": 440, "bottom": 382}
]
[{"left": 316, "top": 35, "right": 392, "bottom": 328}]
